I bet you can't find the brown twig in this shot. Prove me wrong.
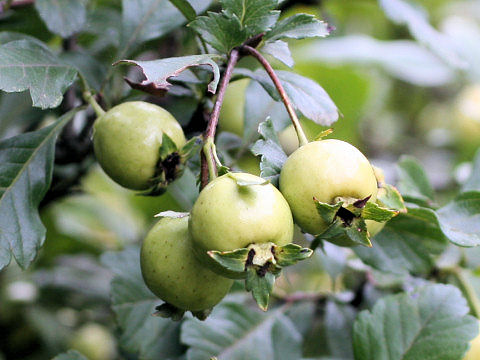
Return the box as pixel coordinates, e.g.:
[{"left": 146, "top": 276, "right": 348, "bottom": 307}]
[
  {"left": 200, "top": 48, "right": 240, "bottom": 189},
  {"left": 241, "top": 45, "right": 308, "bottom": 146}
]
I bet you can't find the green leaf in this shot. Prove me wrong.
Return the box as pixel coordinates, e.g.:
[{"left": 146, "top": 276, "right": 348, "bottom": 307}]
[
  {"left": 353, "top": 284, "right": 478, "bottom": 360},
  {"left": 52, "top": 350, "right": 88, "bottom": 360},
  {"left": 354, "top": 207, "right": 448, "bottom": 275},
  {"left": 121, "top": 0, "right": 211, "bottom": 53},
  {"left": 189, "top": 12, "right": 246, "bottom": 53},
  {"left": 265, "top": 14, "right": 329, "bottom": 42},
  {"left": 168, "top": 0, "right": 197, "bottom": 21},
  {"left": 377, "top": 184, "right": 407, "bottom": 213},
  {"left": 245, "top": 267, "right": 276, "bottom": 311},
  {"left": 344, "top": 217, "right": 371, "bottom": 247},
  {"left": 261, "top": 40, "right": 294, "bottom": 67},
  {"left": 101, "top": 247, "right": 184, "bottom": 359},
  {"left": 379, "top": 0, "right": 466, "bottom": 70},
  {"left": 116, "top": 54, "right": 221, "bottom": 96},
  {"left": 238, "top": 68, "right": 339, "bottom": 126},
  {"left": 222, "top": 0, "right": 279, "bottom": 37},
  {"left": 35, "top": 0, "right": 86, "bottom": 38},
  {"left": 314, "top": 199, "right": 343, "bottom": 224},
  {"left": 0, "top": 40, "right": 78, "bottom": 109},
  {"left": 362, "top": 202, "right": 399, "bottom": 222},
  {"left": 325, "top": 301, "right": 356, "bottom": 359},
  {"left": 437, "top": 191, "right": 480, "bottom": 247},
  {"left": 181, "top": 301, "right": 303, "bottom": 360},
  {"left": 0, "top": 108, "right": 81, "bottom": 270},
  {"left": 397, "top": 155, "right": 435, "bottom": 205},
  {"left": 463, "top": 149, "right": 480, "bottom": 192},
  {"left": 159, "top": 133, "right": 178, "bottom": 160},
  {"left": 208, "top": 248, "right": 249, "bottom": 273},
  {"left": 251, "top": 118, "right": 287, "bottom": 186},
  {"left": 275, "top": 243, "right": 312, "bottom": 267}
]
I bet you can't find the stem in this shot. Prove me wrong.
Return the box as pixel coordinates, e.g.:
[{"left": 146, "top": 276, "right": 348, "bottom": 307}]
[
  {"left": 83, "top": 91, "right": 105, "bottom": 117},
  {"left": 200, "top": 48, "right": 240, "bottom": 189},
  {"left": 241, "top": 45, "right": 308, "bottom": 147}
]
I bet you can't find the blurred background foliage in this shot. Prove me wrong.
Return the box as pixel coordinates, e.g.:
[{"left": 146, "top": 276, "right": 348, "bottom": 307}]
[{"left": 2, "top": 0, "right": 480, "bottom": 359}]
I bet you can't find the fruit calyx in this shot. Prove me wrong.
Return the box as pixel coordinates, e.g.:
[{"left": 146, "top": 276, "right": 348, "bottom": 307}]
[
  {"left": 208, "top": 242, "right": 312, "bottom": 311},
  {"left": 154, "top": 303, "right": 211, "bottom": 321}
]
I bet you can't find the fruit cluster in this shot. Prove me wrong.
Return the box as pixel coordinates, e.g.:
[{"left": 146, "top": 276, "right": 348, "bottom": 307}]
[{"left": 92, "top": 100, "right": 401, "bottom": 319}]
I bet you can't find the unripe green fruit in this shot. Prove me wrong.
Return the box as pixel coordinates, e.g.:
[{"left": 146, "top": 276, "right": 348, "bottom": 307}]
[
  {"left": 93, "top": 101, "right": 186, "bottom": 190},
  {"left": 140, "top": 216, "right": 233, "bottom": 312},
  {"left": 189, "top": 173, "right": 294, "bottom": 277},
  {"left": 218, "top": 79, "right": 249, "bottom": 136},
  {"left": 464, "top": 321, "right": 480, "bottom": 360},
  {"left": 70, "top": 323, "right": 116, "bottom": 360},
  {"left": 279, "top": 139, "right": 378, "bottom": 236}
]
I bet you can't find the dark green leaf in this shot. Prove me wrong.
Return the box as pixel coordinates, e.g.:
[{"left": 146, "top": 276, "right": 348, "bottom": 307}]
[
  {"left": 397, "top": 155, "right": 435, "bottom": 205},
  {"left": 101, "top": 247, "right": 184, "bottom": 359},
  {"left": 344, "top": 217, "right": 371, "bottom": 247},
  {"left": 168, "top": 0, "right": 197, "bottom": 21},
  {"left": 463, "top": 149, "right": 480, "bottom": 192},
  {"left": 362, "top": 202, "right": 398, "bottom": 222},
  {"left": 379, "top": 0, "right": 466, "bottom": 69},
  {"left": 182, "top": 301, "right": 302, "bottom": 360},
  {"left": 261, "top": 40, "right": 294, "bottom": 67},
  {"left": 222, "top": 0, "right": 279, "bottom": 37},
  {"left": 314, "top": 199, "right": 343, "bottom": 224},
  {"left": 275, "top": 243, "right": 312, "bottom": 267},
  {"left": 437, "top": 191, "right": 480, "bottom": 247},
  {"left": 377, "top": 184, "right": 407, "bottom": 212},
  {"left": 265, "top": 14, "right": 329, "bottom": 42},
  {"left": 159, "top": 133, "right": 178, "bottom": 160},
  {"left": 0, "top": 108, "right": 81, "bottom": 270},
  {"left": 208, "top": 248, "right": 249, "bottom": 273},
  {"left": 61, "top": 51, "right": 106, "bottom": 92},
  {"left": 354, "top": 207, "right": 448, "bottom": 275},
  {"left": 238, "top": 68, "right": 339, "bottom": 126},
  {"left": 325, "top": 301, "right": 356, "bottom": 359},
  {"left": 251, "top": 118, "right": 287, "bottom": 186},
  {"left": 0, "top": 40, "right": 77, "bottom": 109},
  {"left": 189, "top": 12, "right": 246, "bottom": 53},
  {"left": 52, "top": 350, "right": 88, "bottom": 360},
  {"left": 245, "top": 267, "right": 275, "bottom": 311},
  {"left": 116, "top": 54, "right": 221, "bottom": 96},
  {"left": 353, "top": 284, "right": 478, "bottom": 360},
  {"left": 35, "top": 0, "right": 86, "bottom": 38}
]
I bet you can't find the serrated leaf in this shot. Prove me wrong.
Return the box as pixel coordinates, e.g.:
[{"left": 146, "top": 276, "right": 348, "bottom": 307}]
[
  {"left": 0, "top": 108, "right": 81, "bottom": 271},
  {"left": 238, "top": 68, "right": 339, "bottom": 126},
  {"left": 275, "top": 243, "right": 312, "bottom": 267},
  {"left": 265, "top": 14, "right": 329, "bottom": 42},
  {"left": 251, "top": 118, "right": 288, "bottom": 186},
  {"left": 245, "top": 268, "right": 275, "bottom": 311},
  {"left": 314, "top": 199, "right": 343, "bottom": 224},
  {"left": 121, "top": 0, "right": 211, "bottom": 53},
  {"left": 0, "top": 40, "right": 78, "bottom": 109},
  {"left": 354, "top": 207, "right": 448, "bottom": 275},
  {"left": 208, "top": 248, "right": 249, "bottom": 273},
  {"left": 379, "top": 0, "right": 466, "bottom": 69},
  {"left": 463, "top": 149, "right": 480, "bottom": 192},
  {"left": 181, "top": 301, "right": 302, "bottom": 360},
  {"left": 101, "top": 247, "right": 184, "bottom": 359},
  {"left": 344, "top": 217, "right": 371, "bottom": 247},
  {"left": 52, "top": 350, "right": 88, "bottom": 360},
  {"left": 222, "top": 0, "right": 279, "bottom": 37},
  {"left": 116, "top": 54, "right": 221, "bottom": 96},
  {"left": 353, "top": 284, "right": 478, "bottom": 360},
  {"left": 261, "top": 40, "right": 294, "bottom": 67},
  {"left": 437, "top": 191, "right": 480, "bottom": 247},
  {"left": 397, "top": 155, "right": 435, "bottom": 206},
  {"left": 189, "top": 12, "right": 246, "bottom": 53},
  {"left": 295, "top": 35, "right": 455, "bottom": 87},
  {"left": 362, "top": 202, "right": 399, "bottom": 222},
  {"left": 35, "top": 0, "right": 86, "bottom": 38},
  {"left": 168, "top": 0, "right": 196, "bottom": 21}
]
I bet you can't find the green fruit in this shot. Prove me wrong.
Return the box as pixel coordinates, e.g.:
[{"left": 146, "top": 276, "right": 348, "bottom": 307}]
[
  {"left": 70, "top": 323, "right": 116, "bottom": 360},
  {"left": 140, "top": 215, "right": 233, "bottom": 312},
  {"left": 189, "top": 172, "right": 294, "bottom": 277},
  {"left": 464, "top": 321, "right": 480, "bottom": 360},
  {"left": 454, "top": 84, "right": 480, "bottom": 159},
  {"left": 93, "top": 101, "right": 186, "bottom": 190},
  {"left": 218, "top": 79, "right": 249, "bottom": 136},
  {"left": 279, "top": 139, "right": 378, "bottom": 236}
]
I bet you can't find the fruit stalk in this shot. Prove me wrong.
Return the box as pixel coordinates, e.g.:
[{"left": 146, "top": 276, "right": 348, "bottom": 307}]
[
  {"left": 241, "top": 45, "right": 308, "bottom": 147},
  {"left": 201, "top": 48, "right": 240, "bottom": 188}
]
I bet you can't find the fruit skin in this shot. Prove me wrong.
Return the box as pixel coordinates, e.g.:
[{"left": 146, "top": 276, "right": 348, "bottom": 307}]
[
  {"left": 464, "top": 321, "right": 480, "bottom": 360},
  {"left": 140, "top": 216, "right": 233, "bottom": 312},
  {"left": 279, "top": 139, "right": 378, "bottom": 236},
  {"left": 93, "top": 101, "right": 186, "bottom": 190},
  {"left": 218, "top": 79, "right": 249, "bottom": 136},
  {"left": 189, "top": 172, "right": 294, "bottom": 277},
  {"left": 70, "top": 323, "right": 116, "bottom": 360}
]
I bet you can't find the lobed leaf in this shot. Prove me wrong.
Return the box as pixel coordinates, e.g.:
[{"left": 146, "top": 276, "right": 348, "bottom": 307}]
[{"left": 0, "top": 108, "right": 82, "bottom": 271}]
